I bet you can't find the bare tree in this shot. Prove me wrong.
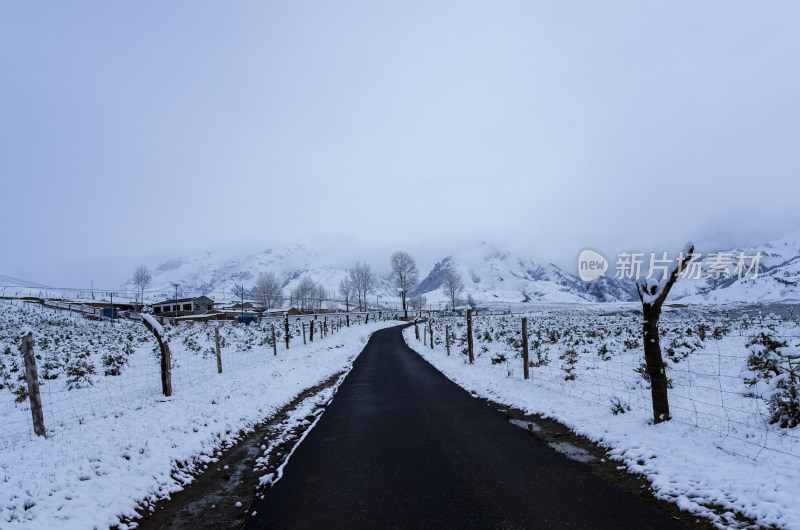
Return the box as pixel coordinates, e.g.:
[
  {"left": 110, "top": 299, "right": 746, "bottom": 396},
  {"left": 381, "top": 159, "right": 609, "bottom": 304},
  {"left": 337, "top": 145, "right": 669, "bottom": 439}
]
[
  {"left": 338, "top": 276, "right": 354, "bottom": 312},
  {"left": 636, "top": 243, "right": 694, "bottom": 424},
  {"left": 349, "top": 262, "right": 375, "bottom": 311},
  {"left": 132, "top": 265, "right": 152, "bottom": 310},
  {"left": 251, "top": 271, "right": 283, "bottom": 309},
  {"left": 391, "top": 251, "right": 419, "bottom": 319},
  {"left": 441, "top": 269, "right": 465, "bottom": 311},
  {"left": 409, "top": 294, "right": 427, "bottom": 312},
  {"left": 291, "top": 276, "right": 318, "bottom": 311}
]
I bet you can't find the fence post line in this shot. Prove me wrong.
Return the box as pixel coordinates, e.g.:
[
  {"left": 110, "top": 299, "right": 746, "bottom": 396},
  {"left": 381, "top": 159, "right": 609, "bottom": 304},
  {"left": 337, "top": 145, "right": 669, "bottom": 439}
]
[
  {"left": 522, "top": 317, "right": 529, "bottom": 380},
  {"left": 284, "top": 316, "right": 290, "bottom": 350},
  {"left": 302, "top": 322, "right": 307, "bottom": 345},
  {"left": 446, "top": 325, "right": 450, "bottom": 356},
  {"left": 272, "top": 324, "right": 277, "bottom": 356},
  {"left": 310, "top": 320, "right": 314, "bottom": 343},
  {"left": 423, "top": 324, "right": 427, "bottom": 345},
  {"left": 215, "top": 326, "right": 223, "bottom": 374},
  {"left": 467, "top": 309, "right": 474, "bottom": 364},
  {"left": 415, "top": 321, "right": 420, "bottom": 340},
  {"left": 346, "top": 314, "right": 350, "bottom": 328},
  {"left": 21, "top": 333, "right": 46, "bottom": 437},
  {"left": 429, "top": 320, "right": 434, "bottom": 349}
]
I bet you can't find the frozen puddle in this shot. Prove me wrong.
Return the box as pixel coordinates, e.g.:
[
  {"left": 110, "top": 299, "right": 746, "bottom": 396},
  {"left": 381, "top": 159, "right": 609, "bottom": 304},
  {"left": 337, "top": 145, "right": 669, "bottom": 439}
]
[
  {"left": 509, "top": 418, "right": 542, "bottom": 433},
  {"left": 509, "top": 419, "right": 596, "bottom": 463},
  {"left": 547, "top": 441, "right": 595, "bottom": 463}
]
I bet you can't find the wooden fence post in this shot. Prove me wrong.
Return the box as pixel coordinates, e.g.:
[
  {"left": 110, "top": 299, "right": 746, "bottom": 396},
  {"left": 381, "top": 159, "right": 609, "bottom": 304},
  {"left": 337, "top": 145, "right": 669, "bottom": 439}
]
[
  {"left": 272, "top": 324, "right": 277, "bottom": 356},
  {"left": 366, "top": 312, "right": 370, "bottom": 324},
  {"left": 346, "top": 314, "right": 350, "bottom": 328},
  {"left": 429, "top": 321, "right": 434, "bottom": 349},
  {"left": 423, "top": 324, "right": 427, "bottom": 345},
  {"left": 415, "top": 321, "right": 419, "bottom": 340},
  {"left": 285, "top": 316, "right": 290, "bottom": 350},
  {"left": 215, "top": 326, "right": 223, "bottom": 374},
  {"left": 522, "top": 317, "right": 529, "bottom": 380},
  {"left": 302, "top": 322, "right": 307, "bottom": 345},
  {"left": 310, "top": 320, "right": 314, "bottom": 342},
  {"left": 20, "top": 333, "right": 46, "bottom": 437},
  {"left": 446, "top": 325, "right": 450, "bottom": 356},
  {"left": 467, "top": 309, "right": 474, "bottom": 364},
  {"left": 141, "top": 315, "right": 172, "bottom": 397}
]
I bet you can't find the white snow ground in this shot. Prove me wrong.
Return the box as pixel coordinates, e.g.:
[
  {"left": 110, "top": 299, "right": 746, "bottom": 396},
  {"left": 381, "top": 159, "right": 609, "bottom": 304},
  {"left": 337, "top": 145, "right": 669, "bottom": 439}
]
[{"left": 0, "top": 300, "right": 396, "bottom": 528}]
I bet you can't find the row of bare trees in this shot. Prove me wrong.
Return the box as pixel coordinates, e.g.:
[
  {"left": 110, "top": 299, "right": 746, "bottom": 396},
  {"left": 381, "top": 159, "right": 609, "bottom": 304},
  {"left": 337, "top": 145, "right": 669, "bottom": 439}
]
[{"left": 131, "top": 250, "right": 470, "bottom": 314}]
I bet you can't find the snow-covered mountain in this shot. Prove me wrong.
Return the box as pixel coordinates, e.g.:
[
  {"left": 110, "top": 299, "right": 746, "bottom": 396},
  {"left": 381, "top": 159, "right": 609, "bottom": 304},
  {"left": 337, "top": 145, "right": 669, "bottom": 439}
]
[
  {"left": 412, "top": 242, "right": 635, "bottom": 307},
  {"left": 123, "top": 232, "right": 800, "bottom": 307},
  {"left": 670, "top": 233, "right": 800, "bottom": 304}
]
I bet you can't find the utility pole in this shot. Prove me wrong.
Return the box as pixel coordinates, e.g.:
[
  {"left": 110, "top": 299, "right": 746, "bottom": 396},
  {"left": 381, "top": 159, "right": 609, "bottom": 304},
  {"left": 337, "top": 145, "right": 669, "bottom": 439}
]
[
  {"left": 240, "top": 285, "right": 246, "bottom": 320},
  {"left": 171, "top": 283, "right": 180, "bottom": 317},
  {"left": 110, "top": 292, "right": 114, "bottom": 324}
]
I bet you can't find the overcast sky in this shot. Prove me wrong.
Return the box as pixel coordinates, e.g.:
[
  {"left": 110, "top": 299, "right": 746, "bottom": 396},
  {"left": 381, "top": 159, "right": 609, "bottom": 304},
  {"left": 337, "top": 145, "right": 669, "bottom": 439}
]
[{"left": 2, "top": 1, "right": 799, "bottom": 289}]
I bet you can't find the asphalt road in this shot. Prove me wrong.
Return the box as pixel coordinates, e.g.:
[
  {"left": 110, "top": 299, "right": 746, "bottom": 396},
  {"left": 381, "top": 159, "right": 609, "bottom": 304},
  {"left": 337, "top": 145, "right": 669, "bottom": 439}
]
[{"left": 246, "top": 324, "right": 685, "bottom": 529}]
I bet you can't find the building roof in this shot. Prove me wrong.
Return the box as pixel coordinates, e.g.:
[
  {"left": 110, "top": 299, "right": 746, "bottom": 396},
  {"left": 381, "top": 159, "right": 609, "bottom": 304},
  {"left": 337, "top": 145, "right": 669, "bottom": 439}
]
[{"left": 154, "top": 296, "right": 213, "bottom": 305}]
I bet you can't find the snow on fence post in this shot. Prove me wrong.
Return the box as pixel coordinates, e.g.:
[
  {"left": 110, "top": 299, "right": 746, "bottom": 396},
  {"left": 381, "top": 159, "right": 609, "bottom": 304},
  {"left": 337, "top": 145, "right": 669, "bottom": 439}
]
[
  {"left": 446, "top": 325, "right": 451, "bottom": 356},
  {"left": 215, "top": 326, "right": 223, "bottom": 374},
  {"left": 310, "top": 320, "right": 314, "bottom": 343},
  {"left": 141, "top": 314, "right": 172, "bottom": 397},
  {"left": 272, "top": 324, "right": 277, "bottom": 356},
  {"left": 20, "top": 332, "right": 46, "bottom": 437},
  {"left": 284, "top": 316, "right": 290, "bottom": 350},
  {"left": 522, "top": 317, "right": 530, "bottom": 380},
  {"left": 467, "top": 309, "right": 474, "bottom": 364},
  {"left": 636, "top": 242, "right": 694, "bottom": 424}
]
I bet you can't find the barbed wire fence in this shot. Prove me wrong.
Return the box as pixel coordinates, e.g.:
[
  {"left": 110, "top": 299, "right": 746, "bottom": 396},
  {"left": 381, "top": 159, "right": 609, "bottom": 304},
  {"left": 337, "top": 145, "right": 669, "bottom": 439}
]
[{"left": 0, "top": 298, "right": 394, "bottom": 447}]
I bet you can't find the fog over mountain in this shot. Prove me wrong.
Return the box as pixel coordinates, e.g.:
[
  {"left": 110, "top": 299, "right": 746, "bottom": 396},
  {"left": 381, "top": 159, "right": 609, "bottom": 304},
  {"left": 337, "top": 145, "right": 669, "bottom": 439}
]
[{"left": 121, "top": 231, "right": 800, "bottom": 308}]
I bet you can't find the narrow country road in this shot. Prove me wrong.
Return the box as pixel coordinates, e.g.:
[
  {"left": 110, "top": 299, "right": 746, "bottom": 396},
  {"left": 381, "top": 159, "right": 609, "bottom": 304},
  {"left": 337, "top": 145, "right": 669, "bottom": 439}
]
[{"left": 246, "top": 324, "right": 684, "bottom": 529}]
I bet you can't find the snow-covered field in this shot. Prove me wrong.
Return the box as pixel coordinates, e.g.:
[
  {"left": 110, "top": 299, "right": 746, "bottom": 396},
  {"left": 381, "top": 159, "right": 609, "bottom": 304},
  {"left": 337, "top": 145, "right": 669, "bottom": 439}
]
[
  {"left": 0, "top": 300, "right": 397, "bottom": 528},
  {"left": 405, "top": 308, "right": 800, "bottom": 529}
]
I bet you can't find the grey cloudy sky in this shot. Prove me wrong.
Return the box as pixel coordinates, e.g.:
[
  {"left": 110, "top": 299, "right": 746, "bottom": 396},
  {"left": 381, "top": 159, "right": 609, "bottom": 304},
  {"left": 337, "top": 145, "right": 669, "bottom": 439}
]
[{"left": 2, "top": 1, "right": 799, "bottom": 288}]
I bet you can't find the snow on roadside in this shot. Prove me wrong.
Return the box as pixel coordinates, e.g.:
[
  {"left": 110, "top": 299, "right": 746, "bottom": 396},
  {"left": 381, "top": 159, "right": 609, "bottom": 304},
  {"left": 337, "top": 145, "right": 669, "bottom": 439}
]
[
  {"left": 0, "top": 311, "right": 396, "bottom": 529},
  {"left": 403, "top": 325, "right": 800, "bottom": 529}
]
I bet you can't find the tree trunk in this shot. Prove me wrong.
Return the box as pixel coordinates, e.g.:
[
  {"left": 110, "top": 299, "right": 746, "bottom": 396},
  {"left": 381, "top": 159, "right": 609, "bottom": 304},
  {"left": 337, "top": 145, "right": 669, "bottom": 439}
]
[{"left": 643, "top": 309, "right": 670, "bottom": 422}]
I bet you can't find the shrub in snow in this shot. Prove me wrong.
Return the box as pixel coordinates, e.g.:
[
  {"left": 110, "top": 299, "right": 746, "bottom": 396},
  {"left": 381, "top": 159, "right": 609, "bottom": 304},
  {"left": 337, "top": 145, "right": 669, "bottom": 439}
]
[
  {"left": 101, "top": 350, "right": 128, "bottom": 376},
  {"left": 597, "top": 343, "right": 612, "bottom": 361},
  {"left": 746, "top": 330, "right": 800, "bottom": 428},
  {"left": 665, "top": 334, "right": 702, "bottom": 363},
  {"left": 610, "top": 397, "right": 631, "bottom": 415},
  {"left": 560, "top": 348, "right": 577, "bottom": 381},
  {"left": 66, "top": 357, "right": 96, "bottom": 389},
  {"left": 490, "top": 353, "right": 507, "bottom": 365}
]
